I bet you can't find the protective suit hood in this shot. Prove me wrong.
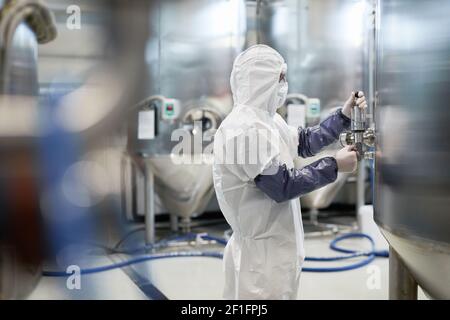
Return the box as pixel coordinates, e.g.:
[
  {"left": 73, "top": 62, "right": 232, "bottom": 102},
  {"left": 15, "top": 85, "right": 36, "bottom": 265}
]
[{"left": 230, "top": 44, "right": 287, "bottom": 116}]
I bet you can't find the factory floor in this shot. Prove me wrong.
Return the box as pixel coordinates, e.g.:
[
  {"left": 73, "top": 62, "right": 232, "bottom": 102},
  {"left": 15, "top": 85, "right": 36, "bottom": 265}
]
[{"left": 27, "top": 216, "right": 428, "bottom": 300}]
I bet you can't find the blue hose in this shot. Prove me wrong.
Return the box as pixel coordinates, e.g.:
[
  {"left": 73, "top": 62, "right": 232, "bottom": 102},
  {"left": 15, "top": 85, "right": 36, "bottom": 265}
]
[
  {"left": 42, "top": 251, "right": 223, "bottom": 277},
  {"left": 110, "top": 233, "right": 228, "bottom": 254},
  {"left": 43, "top": 232, "right": 388, "bottom": 277},
  {"left": 303, "top": 233, "right": 387, "bottom": 272}
]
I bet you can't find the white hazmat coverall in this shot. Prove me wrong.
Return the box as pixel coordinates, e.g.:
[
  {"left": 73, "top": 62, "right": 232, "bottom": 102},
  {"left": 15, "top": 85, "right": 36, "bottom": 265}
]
[{"left": 213, "top": 45, "right": 348, "bottom": 299}]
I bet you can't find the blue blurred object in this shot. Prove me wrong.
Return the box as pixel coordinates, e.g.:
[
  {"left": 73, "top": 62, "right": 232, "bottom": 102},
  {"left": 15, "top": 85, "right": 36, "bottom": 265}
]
[{"left": 37, "top": 82, "right": 95, "bottom": 260}]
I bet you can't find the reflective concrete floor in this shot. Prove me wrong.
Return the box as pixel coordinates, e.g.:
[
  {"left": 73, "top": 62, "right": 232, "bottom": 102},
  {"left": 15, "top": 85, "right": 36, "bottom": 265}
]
[{"left": 27, "top": 229, "right": 428, "bottom": 300}]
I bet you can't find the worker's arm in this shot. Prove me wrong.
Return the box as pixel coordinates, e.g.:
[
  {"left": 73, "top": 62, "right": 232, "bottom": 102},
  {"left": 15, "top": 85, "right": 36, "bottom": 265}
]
[
  {"left": 298, "top": 92, "right": 367, "bottom": 158},
  {"left": 297, "top": 108, "right": 350, "bottom": 158},
  {"left": 254, "top": 157, "right": 338, "bottom": 203}
]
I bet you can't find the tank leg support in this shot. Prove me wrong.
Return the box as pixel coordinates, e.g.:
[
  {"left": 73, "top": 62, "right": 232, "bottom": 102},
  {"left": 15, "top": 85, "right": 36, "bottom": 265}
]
[
  {"left": 170, "top": 214, "right": 178, "bottom": 232},
  {"left": 180, "top": 217, "right": 191, "bottom": 234},
  {"left": 309, "top": 208, "right": 319, "bottom": 225},
  {"left": 389, "top": 246, "right": 418, "bottom": 300},
  {"left": 144, "top": 162, "right": 155, "bottom": 245}
]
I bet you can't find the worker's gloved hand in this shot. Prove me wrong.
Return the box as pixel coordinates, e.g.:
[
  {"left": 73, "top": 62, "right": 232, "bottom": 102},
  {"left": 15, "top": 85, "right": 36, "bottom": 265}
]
[
  {"left": 335, "top": 145, "right": 358, "bottom": 173},
  {"left": 342, "top": 91, "right": 367, "bottom": 118}
]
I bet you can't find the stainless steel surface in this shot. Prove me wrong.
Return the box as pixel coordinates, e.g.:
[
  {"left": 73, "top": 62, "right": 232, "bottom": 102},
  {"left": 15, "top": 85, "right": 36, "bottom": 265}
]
[
  {"left": 351, "top": 93, "right": 366, "bottom": 160},
  {"left": 144, "top": 162, "right": 155, "bottom": 245},
  {"left": 382, "top": 229, "right": 450, "bottom": 299},
  {"left": 340, "top": 131, "right": 355, "bottom": 147},
  {"left": 129, "top": 97, "right": 229, "bottom": 220},
  {"left": 260, "top": 0, "right": 370, "bottom": 113},
  {"left": 0, "top": 0, "right": 56, "bottom": 93},
  {"left": 363, "top": 128, "right": 375, "bottom": 147},
  {"left": 389, "top": 246, "right": 417, "bottom": 300},
  {"left": 374, "top": 0, "right": 450, "bottom": 298},
  {"left": 356, "top": 160, "right": 366, "bottom": 210},
  {"left": 148, "top": 0, "right": 245, "bottom": 102},
  {"left": 170, "top": 213, "right": 178, "bottom": 232},
  {"left": 351, "top": 100, "right": 366, "bottom": 132},
  {"left": 341, "top": 92, "right": 373, "bottom": 161},
  {"left": 340, "top": 125, "right": 375, "bottom": 160},
  {"left": 144, "top": 154, "right": 216, "bottom": 220},
  {"left": 257, "top": 0, "right": 373, "bottom": 211},
  {"left": 0, "top": 23, "right": 38, "bottom": 95},
  {"left": 128, "top": 1, "right": 246, "bottom": 222},
  {"left": 135, "top": 0, "right": 246, "bottom": 156}
]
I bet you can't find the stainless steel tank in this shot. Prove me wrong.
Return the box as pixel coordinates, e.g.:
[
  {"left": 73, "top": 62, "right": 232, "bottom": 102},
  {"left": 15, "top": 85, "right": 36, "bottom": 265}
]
[
  {"left": 259, "top": 0, "right": 368, "bottom": 114},
  {"left": 128, "top": 0, "right": 246, "bottom": 225},
  {"left": 257, "top": 0, "right": 372, "bottom": 214},
  {"left": 374, "top": 0, "right": 450, "bottom": 299}
]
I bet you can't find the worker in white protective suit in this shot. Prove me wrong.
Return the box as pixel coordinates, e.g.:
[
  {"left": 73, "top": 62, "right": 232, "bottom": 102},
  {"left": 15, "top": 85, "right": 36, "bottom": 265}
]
[{"left": 212, "top": 45, "right": 366, "bottom": 299}]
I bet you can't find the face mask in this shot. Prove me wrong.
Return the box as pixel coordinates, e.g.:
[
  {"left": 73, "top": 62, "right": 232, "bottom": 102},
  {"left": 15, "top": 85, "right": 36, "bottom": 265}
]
[{"left": 276, "top": 81, "right": 288, "bottom": 108}]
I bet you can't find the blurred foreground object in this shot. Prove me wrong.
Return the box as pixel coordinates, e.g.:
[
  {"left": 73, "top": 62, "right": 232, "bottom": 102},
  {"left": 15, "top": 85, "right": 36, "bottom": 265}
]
[
  {"left": 0, "top": 0, "right": 57, "bottom": 300},
  {"left": 0, "top": 0, "right": 150, "bottom": 299}
]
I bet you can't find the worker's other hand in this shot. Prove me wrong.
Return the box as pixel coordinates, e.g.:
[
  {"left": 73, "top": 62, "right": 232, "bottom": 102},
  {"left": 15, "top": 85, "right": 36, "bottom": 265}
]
[
  {"left": 342, "top": 91, "right": 367, "bottom": 118},
  {"left": 335, "top": 146, "right": 358, "bottom": 173}
]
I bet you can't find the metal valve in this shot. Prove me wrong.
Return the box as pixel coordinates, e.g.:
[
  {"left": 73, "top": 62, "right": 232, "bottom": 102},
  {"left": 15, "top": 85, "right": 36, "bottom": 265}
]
[
  {"left": 363, "top": 128, "right": 375, "bottom": 148},
  {"left": 339, "top": 92, "right": 375, "bottom": 160}
]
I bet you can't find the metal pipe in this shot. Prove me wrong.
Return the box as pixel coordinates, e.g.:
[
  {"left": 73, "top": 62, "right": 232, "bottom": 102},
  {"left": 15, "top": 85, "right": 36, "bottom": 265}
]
[
  {"left": 309, "top": 208, "right": 319, "bottom": 225},
  {"left": 144, "top": 161, "right": 155, "bottom": 245},
  {"left": 351, "top": 92, "right": 366, "bottom": 160},
  {"left": 389, "top": 246, "right": 418, "bottom": 300},
  {"left": 356, "top": 160, "right": 366, "bottom": 213}
]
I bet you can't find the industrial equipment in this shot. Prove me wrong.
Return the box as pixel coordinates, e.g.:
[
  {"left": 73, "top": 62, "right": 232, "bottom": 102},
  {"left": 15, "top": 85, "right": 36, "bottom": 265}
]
[
  {"left": 128, "top": 95, "right": 232, "bottom": 237},
  {"left": 126, "top": 0, "right": 246, "bottom": 235},
  {"left": 259, "top": 0, "right": 372, "bottom": 218},
  {"left": 339, "top": 92, "right": 376, "bottom": 160},
  {"left": 374, "top": 0, "right": 450, "bottom": 299},
  {"left": 351, "top": 92, "right": 367, "bottom": 160}
]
